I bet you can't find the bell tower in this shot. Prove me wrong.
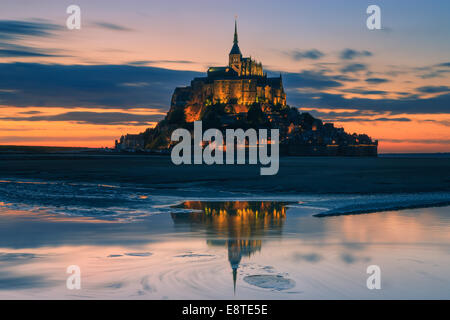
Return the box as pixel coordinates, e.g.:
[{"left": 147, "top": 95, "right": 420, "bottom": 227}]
[{"left": 229, "top": 19, "right": 242, "bottom": 75}]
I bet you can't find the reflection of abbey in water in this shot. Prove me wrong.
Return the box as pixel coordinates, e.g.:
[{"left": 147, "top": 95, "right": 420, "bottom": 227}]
[{"left": 171, "top": 201, "right": 288, "bottom": 291}]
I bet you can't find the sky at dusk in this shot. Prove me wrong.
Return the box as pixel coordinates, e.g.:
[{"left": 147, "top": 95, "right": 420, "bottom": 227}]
[{"left": 0, "top": 0, "right": 449, "bottom": 152}]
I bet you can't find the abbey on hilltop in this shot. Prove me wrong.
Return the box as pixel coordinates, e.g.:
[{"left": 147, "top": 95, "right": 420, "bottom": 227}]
[
  {"left": 115, "top": 21, "right": 378, "bottom": 156},
  {"left": 171, "top": 20, "right": 286, "bottom": 122}
]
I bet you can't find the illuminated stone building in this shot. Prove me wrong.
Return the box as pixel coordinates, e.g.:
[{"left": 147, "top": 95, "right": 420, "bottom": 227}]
[
  {"left": 116, "top": 21, "right": 378, "bottom": 156},
  {"left": 171, "top": 20, "right": 286, "bottom": 122}
]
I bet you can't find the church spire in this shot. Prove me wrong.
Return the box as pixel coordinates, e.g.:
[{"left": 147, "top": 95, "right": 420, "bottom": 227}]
[
  {"left": 229, "top": 18, "right": 242, "bottom": 56},
  {"left": 233, "top": 19, "right": 238, "bottom": 45}
]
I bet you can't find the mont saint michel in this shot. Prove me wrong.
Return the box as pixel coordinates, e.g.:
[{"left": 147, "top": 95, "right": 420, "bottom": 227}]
[
  {"left": 115, "top": 22, "right": 378, "bottom": 156},
  {"left": 1, "top": 1, "right": 450, "bottom": 302}
]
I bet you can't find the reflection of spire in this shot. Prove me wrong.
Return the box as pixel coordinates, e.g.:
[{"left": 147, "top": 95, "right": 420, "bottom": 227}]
[
  {"left": 228, "top": 240, "right": 242, "bottom": 294},
  {"left": 232, "top": 268, "right": 237, "bottom": 294},
  {"left": 170, "top": 201, "right": 289, "bottom": 295}
]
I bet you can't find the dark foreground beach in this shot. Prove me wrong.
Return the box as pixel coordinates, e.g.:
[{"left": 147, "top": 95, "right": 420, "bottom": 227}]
[{"left": 0, "top": 153, "right": 449, "bottom": 194}]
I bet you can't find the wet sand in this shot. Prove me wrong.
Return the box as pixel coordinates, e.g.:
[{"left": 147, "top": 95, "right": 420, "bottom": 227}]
[
  {"left": 0, "top": 203, "right": 449, "bottom": 299},
  {"left": 0, "top": 154, "right": 449, "bottom": 194},
  {"left": 0, "top": 154, "right": 449, "bottom": 299}
]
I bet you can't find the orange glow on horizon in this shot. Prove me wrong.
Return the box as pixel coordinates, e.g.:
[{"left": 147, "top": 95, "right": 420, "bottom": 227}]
[
  {"left": 0, "top": 106, "right": 162, "bottom": 148},
  {"left": 0, "top": 108, "right": 448, "bottom": 152},
  {"left": 333, "top": 113, "right": 450, "bottom": 153}
]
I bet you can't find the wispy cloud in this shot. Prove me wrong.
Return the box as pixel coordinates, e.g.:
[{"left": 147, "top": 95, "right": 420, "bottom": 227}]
[
  {"left": 118, "top": 82, "right": 150, "bottom": 87},
  {"left": 288, "top": 91, "right": 450, "bottom": 115},
  {"left": 0, "top": 43, "right": 61, "bottom": 57},
  {"left": 0, "top": 19, "right": 63, "bottom": 58},
  {"left": 340, "top": 63, "right": 368, "bottom": 73},
  {"left": 0, "top": 111, "right": 163, "bottom": 125},
  {"left": 342, "top": 88, "right": 387, "bottom": 95},
  {"left": 339, "top": 49, "right": 372, "bottom": 60},
  {"left": 0, "top": 60, "right": 449, "bottom": 128},
  {"left": 0, "top": 20, "right": 62, "bottom": 40},
  {"left": 416, "top": 86, "right": 450, "bottom": 94},
  {"left": 286, "top": 49, "right": 325, "bottom": 61},
  {"left": 93, "top": 22, "right": 133, "bottom": 32},
  {"left": 417, "top": 62, "right": 450, "bottom": 79},
  {"left": 381, "top": 138, "right": 450, "bottom": 144},
  {"left": 0, "top": 62, "right": 202, "bottom": 109},
  {"left": 331, "top": 117, "right": 411, "bottom": 122},
  {"left": 281, "top": 70, "right": 344, "bottom": 89},
  {"left": 128, "top": 60, "right": 195, "bottom": 66},
  {"left": 365, "top": 78, "right": 390, "bottom": 84},
  {"left": 435, "top": 62, "right": 450, "bottom": 68}
]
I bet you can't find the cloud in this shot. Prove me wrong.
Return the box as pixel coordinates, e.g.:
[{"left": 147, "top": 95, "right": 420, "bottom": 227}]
[
  {"left": 93, "top": 22, "right": 133, "bottom": 32},
  {"left": 419, "top": 119, "right": 450, "bottom": 126},
  {"left": 281, "top": 70, "right": 344, "bottom": 89},
  {"left": 0, "top": 20, "right": 62, "bottom": 40},
  {"left": 119, "top": 82, "right": 150, "bottom": 87},
  {"left": 287, "top": 49, "right": 325, "bottom": 61},
  {"left": 300, "top": 109, "right": 374, "bottom": 118},
  {"left": 304, "top": 109, "right": 412, "bottom": 122},
  {"left": 331, "top": 117, "right": 411, "bottom": 122},
  {"left": 339, "top": 49, "right": 372, "bottom": 60},
  {"left": 416, "top": 86, "right": 450, "bottom": 94},
  {"left": 18, "top": 110, "right": 42, "bottom": 115},
  {"left": 419, "top": 70, "right": 450, "bottom": 79},
  {"left": 0, "top": 47, "right": 58, "bottom": 57},
  {"left": 0, "top": 111, "right": 164, "bottom": 125},
  {"left": 417, "top": 62, "right": 450, "bottom": 79},
  {"left": 342, "top": 88, "right": 387, "bottom": 95},
  {"left": 0, "top": 20, "right": 63, "bottom": 58},
  {"left": 340, "top": 63, "right": 368, "bottom": 73},
  {"left": 381, "top": 139, "right": 450, "bottom": 144},
  {"left": 0, "top": 135, "right": 117, "bottom": 143},
  {"left": 365, "top": 78, "right": 390, "bottom": 84},
  {"left": 0, "top": 49, "right": 50, "bottom": 57},
  {"left": 435, "top": 62, "right": 450, "bottom": 68},
  {"left": 128, "top": 60, "right": 195, "bottom": 66},
  {"left": 0, "top": 62, "right": 203, "bottom": 109},
  {"left": 1, "top": 60, "right": 449, "bottom": 123},
  {"left": 288, "top": 90, "right": 450, "bottom": 115}
]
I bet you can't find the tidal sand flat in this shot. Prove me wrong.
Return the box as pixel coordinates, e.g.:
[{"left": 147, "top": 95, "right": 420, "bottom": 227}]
[
  {"left": 0, "top": 154, "right": 449, "bottom": 194},
  {"left": 0, "top": 154, "right": 449, "bottom": 299},
  {"left": 0, "top": 202, "right": 448, "bottom": 299}
]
